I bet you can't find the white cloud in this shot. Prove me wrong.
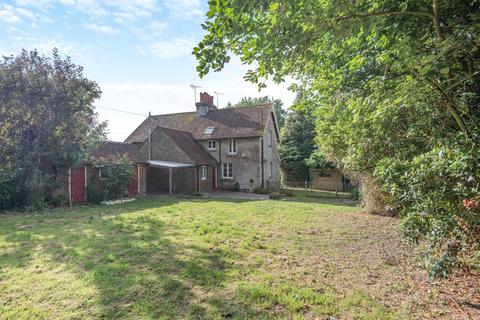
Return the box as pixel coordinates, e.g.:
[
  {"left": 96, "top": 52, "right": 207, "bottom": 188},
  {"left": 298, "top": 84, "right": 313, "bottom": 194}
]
[
  {"left": 0, "top": 36, "right": 93, "bottom": 66},
  {"left": 82, "top": 23, "right": 119, "bottom": 35},
  {"left": 15, "top": 0, "right": 158, "bottom": 20},
  {"left": 164, "top": 0, "right": 202, "bottom": 19},
  {"left": 146, "top": 38, "right": 195, "bottom": 59},
  {"left": 131, "top": 20, "right": 167, "bottom": 40},
  {"left": 0, "top": 4, "right": 36, "bottom": 24}
]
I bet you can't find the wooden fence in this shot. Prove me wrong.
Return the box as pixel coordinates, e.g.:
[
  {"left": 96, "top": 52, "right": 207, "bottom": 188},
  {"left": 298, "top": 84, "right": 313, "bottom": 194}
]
[{"left": 281, "top": 180, "right": 359, "bottom": 199}]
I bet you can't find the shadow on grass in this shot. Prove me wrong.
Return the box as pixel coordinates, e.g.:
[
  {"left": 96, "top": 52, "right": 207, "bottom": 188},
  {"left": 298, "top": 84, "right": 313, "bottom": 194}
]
[{"left": 0, "top": 197, "right": 258, "bottom": 318}]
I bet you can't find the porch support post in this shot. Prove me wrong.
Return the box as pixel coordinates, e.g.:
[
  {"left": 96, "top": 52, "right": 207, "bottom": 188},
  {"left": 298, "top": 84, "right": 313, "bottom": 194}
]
[{"left": 169, "top": 167, "right": 173, "bottom": 195}]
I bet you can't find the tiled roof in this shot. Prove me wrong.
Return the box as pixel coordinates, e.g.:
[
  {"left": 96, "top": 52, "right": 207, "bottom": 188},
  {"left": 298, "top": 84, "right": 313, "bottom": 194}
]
[
  {"left": 91, "top": 141, "right": 145, "bottom": 163},
  {"left": 158, "top": 127, "right": 217, "bottom": 165},
  {"left": 125, "top": 104, "right": 273, "bottom": 143}
]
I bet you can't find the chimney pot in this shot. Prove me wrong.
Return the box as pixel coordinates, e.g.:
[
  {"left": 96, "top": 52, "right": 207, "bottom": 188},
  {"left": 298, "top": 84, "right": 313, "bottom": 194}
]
[{"left": 196, "top": 92, "right": 217, "bottom": 116}]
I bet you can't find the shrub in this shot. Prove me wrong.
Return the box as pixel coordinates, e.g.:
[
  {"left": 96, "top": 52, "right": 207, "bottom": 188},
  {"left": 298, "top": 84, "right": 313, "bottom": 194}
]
[
  {"left": 375, "top": 137, "right": 480, "bottom": 277},
  {"left": 254, "top": 187, "right": 275, "bottom": 194},
  {"left": 253, "top": 187, "right": 267, "bottom": 194},
  {"left": 0, "top": 172, "right": 24, "bottom": 211},
  {"left": 48, "top": 194, "right": 70, "bottom": 207},
  {"left": 92, "top": 156, "right": 134, "bottom": 202},
  {"left": 231, "top": 182, "right": 240, "bottom": 192},
  {"left": 25, "top": 170, "right": 49, "bottom": 212},
  {"left": 190, "top": 192, "right": 203, "bottom": 197},
  {"left": 279, "top": 188, "right": 295, "bottom": 197},
  {"left": 86, "top": 183, "right": 104, "bottom": 204},
  {"left": 269, "top": 192, "right": 282, "bottom": 200}
]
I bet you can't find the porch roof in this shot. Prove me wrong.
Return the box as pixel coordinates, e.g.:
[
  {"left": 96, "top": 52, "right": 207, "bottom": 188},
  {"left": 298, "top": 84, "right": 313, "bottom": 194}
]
[{"left": 147, "top": 160, "right": 195, "bottom": 168}]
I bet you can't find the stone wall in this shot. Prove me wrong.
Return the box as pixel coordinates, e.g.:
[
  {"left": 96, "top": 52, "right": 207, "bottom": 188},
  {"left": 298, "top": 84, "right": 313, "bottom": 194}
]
[
  {"left": 197, "top": 111, "right": 281, "bottom": 191},
  {"left": 138, "top": 129, "right": 193, "bottom": 164},
  {"left": 138, "top": 163, "right": 147, "bottom": 195},
  {"left": 262, "top": 114, "right": 281, "bottom": 190},
  {"left": 200, "top": 137, "right": 262, "bottom": 191}
]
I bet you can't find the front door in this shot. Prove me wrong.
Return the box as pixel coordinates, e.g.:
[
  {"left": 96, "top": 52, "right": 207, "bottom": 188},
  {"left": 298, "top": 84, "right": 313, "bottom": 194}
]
[
  {"left": 211, "top": 165, "right": 217, "bottom": 190},
  {"left": 71, "top": 166, "right": 86, "bottom": 203}
]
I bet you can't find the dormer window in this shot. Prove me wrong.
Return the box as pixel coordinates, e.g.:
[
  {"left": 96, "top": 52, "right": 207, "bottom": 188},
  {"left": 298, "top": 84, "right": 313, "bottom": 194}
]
[{"left": 204, "top": 127, "right": 215, "bottom": 135}]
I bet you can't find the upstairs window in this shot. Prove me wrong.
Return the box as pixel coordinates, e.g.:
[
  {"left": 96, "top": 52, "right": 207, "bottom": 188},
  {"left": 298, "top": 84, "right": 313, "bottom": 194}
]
[
  {"left": 222, "top": 163, "right": 233, "bottom": 179},
  {"left": 267, "top": 129, "right": 272, "bottom": 146},
  {"left": 207, "top": 140, "right": 217, "bottom": 150},
  {"left": 204, "top": 127, "right": 215, "bottom": 135},
  {"left": 201, "top": 166, "right": 207, "bottom": 180},
  {"left": 227, "top": 139, "right": 237, "bottom": 154}
]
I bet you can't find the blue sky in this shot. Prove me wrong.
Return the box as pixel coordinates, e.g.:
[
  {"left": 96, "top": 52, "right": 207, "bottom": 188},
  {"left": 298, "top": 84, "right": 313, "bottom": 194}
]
[{"left": 0, "top": 0, "right": 295, "bottom": 141}]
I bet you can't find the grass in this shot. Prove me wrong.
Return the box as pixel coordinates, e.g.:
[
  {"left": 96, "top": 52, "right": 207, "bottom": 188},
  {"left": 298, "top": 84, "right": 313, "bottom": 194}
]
[{"left": 0, "top": 196, "right": 473, "bottom": 319}]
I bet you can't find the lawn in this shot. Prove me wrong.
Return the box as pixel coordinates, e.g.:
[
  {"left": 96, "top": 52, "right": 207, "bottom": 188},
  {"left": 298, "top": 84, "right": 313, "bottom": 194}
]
[{"left": 0, "top": 196, "right": 477, "bottom": 319}]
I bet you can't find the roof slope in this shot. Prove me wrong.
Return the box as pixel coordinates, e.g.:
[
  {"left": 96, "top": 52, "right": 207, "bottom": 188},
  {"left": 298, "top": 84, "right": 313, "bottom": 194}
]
[
  {"left": 91, "top": 141, "right": 145, "bottom": 163},
  {"left": 125, "top": 104, "right": 273, "bottom": 143},
  {"left": 157, "top": 127, "right": 217, "bottom": 165}
]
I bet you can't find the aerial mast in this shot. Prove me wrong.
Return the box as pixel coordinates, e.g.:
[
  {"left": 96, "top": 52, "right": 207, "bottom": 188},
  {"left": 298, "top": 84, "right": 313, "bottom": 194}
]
[{"left": 190, "top": 84, "right": 202, "bottom": 104}]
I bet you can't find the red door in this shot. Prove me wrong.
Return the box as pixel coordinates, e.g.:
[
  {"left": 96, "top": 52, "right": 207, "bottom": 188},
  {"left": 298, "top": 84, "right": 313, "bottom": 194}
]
[
  {"left": 128, "top": 165, "right": 139, "bottom": 196},
  {"left": 211, "top": 166, "right": 217, "bottom": 190},
  {"left": 71, "top": 166, "right": 86, "bottom": 203}
]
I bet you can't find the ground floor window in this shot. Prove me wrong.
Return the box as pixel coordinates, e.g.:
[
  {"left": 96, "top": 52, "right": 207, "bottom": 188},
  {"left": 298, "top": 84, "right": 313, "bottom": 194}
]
[
  {"left": 222, "top": 163, "right": 233, "bottom": 179},
  {"left": 201, "top": 166, "right": 207, "bottom": 180}
]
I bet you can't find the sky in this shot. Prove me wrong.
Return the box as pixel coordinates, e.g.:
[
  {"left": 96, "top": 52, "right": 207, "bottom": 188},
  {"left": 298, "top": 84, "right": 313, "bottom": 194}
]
[{"left": 0, "top": 0, "right": 295, "bottom": 141}]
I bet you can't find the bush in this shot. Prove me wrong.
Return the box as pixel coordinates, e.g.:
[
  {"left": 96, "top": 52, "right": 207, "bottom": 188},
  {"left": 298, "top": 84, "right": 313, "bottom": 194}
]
[
  {"left": 25, "top": 170, "right": 49, "bottom": 212},
  {"left": 48, "top": 194, "right": 70, "bottom": 207},
  {"left": 269, "top": 192, "right": 282, "bottom": 200},
  {"left": 0, "top": 172, "right": 24, "bottom": 211},
  {"left": 231, "top": 182, "right": 240, "bottom": 192},
  {"left": 190, "top": 192, "right": 203, "bottom": 197},
  {"left": 92, "top": 156, "right": 134, "bottom": 202},
  {"left": 375, "top": 137, "right": 480, "bottom": 277},
  {"left": 253, "top": 187, "right": 268, "bottom": 194},
  {"left": 86, "top": 183, "right": 104, "bottom": 204},
  {"left": 279, "top": 188, "right": 295, "bottom": 197},
  {"left": 254, "top": 187, "right": 275, "bottom": 194}
]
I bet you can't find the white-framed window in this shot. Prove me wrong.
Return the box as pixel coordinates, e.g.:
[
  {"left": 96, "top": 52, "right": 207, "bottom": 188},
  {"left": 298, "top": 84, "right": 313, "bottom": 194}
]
[
  {"left": 222, "top": 163, "right": 233, "bottom": 179},
  {"left": 268, "top": 129, "right": 272, "bottom": 146},
  {"left": 201, "top": 165, "right": 208, "bottom": 180},
  {"left": 207, "top": 140, "right": 217, "bottom": 150},
  {"left": 227, "top": 139, "right": 237, "bottom": 154}
]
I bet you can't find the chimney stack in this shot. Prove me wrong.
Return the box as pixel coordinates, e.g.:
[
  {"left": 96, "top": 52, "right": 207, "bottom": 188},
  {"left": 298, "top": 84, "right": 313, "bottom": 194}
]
[{"left": 196, "top": 92, "right": 216, "bottom": 116}]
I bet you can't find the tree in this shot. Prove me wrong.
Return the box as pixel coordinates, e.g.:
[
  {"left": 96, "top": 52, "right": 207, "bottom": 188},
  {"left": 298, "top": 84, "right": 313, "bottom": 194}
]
[
  {"left": 0, "top": 49, "right": 106, "bottom": 209},
  {"left": 194, "top": 1, "right": 480, "bottom": 275},
  {"left": 226, "top": 95, "right": 286, "bottom": 129},
  {"left": 278, "top": 106, "right": 316, "bottom": 181}
]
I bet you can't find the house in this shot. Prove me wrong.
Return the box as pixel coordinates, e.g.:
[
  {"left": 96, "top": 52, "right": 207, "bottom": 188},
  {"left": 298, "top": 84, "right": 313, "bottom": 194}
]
[{"left": 69, "top": 92, "right": 280, "bottom": 203}]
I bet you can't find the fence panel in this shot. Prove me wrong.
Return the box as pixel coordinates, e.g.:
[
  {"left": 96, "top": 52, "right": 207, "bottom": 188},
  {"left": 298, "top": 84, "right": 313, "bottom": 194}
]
[{"left": 281, "top": 180, "right": 359, "bottom": 199}]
